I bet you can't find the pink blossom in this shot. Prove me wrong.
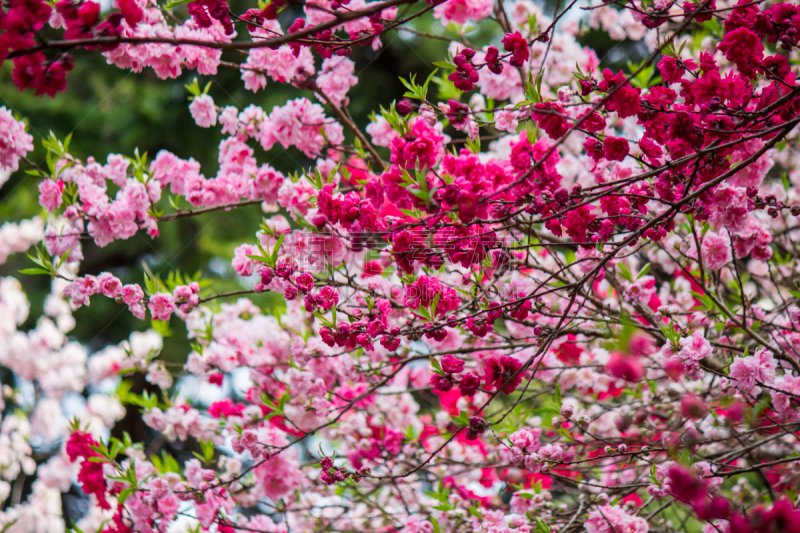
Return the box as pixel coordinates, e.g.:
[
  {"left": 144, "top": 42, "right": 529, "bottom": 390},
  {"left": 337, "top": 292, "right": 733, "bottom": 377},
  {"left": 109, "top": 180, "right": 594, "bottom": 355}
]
[
  {"left": 242, "top": 45, "right": 315, "bottom": 91},
  {"left": 173, "top": 282, "right": 200, "bottom": 313},
  {"left": 64, "top": 276, "right": 99, "bottom": 307},
  {"left": 254, "top": 164, "right": 284, "bottom": 206},
  {"left": 730, "top": 139, "right": 773, "bottom": 188},
  {"left": 38, "top": 179, "right": 64, "bottom": 212},
  {"left": 0, "top": 107, "right": 34, "bottom": 172},
  {"left": 604, "top": 136, "right": 630, "bottom": 161},
  {"left": 732, "top": 217, "right": 772, "bottom": 260},
  {"left": 584, "top": 505, "right": 649, "bottom": 533},
  {"left": 509, "top": 428, "right": 541, "bottom": 452},
  {"left": 502, "top": 31, "right": 529, "bottom": 66},
  {"left": 678, "top": 332, "right": 712, "bottom": 362},
  {"left": 251, "top": 428, "right": 304, "bottom": 499},
  {"left": 729, "top": 348, "right": 775, "bottom": 395},
  {"left": 770, "top": 375, "right": 800, "bottom": 421},
  {"left": 316, "top": 56, "right": 358, "bottom": 104},
  {"left": 708, "top": 185, "right": 750, "bottom": 235},
  {"left": 121, "top": 283, "right": 144, "bottom": 306},
  {"left": 538, "top": 443, "right": 563, "bottom": 462},
  {"left": 606, "top": 352, "right": 644, "bottom": 382},
  {"left": 278, "top": 179, "right": 317, "bottom": 217},
  {"left": 658, "top": 55, "right": 685, "bottom": 84},
  {"left": 148, "top": 292, "right": 176, "bottom": 321},
  {"left": 219, "top": 105, "right": 239, "bottom": 135},
  {"left": 3, "top": 218, "right": 46, "bottom": 265},
  {"left": 476, "top": 51, "right": 523, "bottom": 101},
  {"left": 681, "top": 394, "right": 709, "bottom": 419},
  {"left": 232, "top": 244, "right": 260, "bottom": 276},
  {"left": 265, "top": 98, "right": 344, "bottom": 158},
  {"left": 104, "top": 154, "right": 130, "bottom": 187},
  {"left": 389, "top": 117, "right": 446, "bottom": 170},
  {"left": 156, "top": 493, "right": 179, "bottom": 519},
  {"left": 701, "top": 231, "right": 732, "bottom": 271},
  {"left": 366, "top": 116, "right": 399, "bottom": 147},
  {"left": 150, "top": 150, "right": 205, "bottom": 197},
  {"left": 494, "top": 106, "right": 519, "bottom": 133},
  {"left": 189, "top": 94, "right": 218, "bottom": 128},
  {"left": 718, "top": 27, "right": 764, "bottom": 78},
  {"left": 399, "top": 517, "right": 434, "bottom": 533},
  {"left": 434, "top": 0, "right": 494, "bottom": 25},
  {"left": 97, "top": 272, "right": 123, "bottom": 298}
]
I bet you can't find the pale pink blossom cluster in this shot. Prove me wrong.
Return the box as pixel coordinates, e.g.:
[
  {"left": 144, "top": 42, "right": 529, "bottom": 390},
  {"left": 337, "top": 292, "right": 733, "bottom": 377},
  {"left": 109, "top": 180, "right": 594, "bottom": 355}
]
[
  {"left": 3, "top": 0, "right": 800, "bottom": 532},
  {"left": 103, "top": 9, "right": 228, "bottom": 80},
  {"left": 0, "top": 107, "right": 34, "bottom": 172},
  {"left": 584, "top": 505, "right": 649, "bottom": 533},
  {"left": 433, "top": 0, "right": 494, "bottom": 25},
  {"left": 366, "top": 116, "right": 400, "bottom": 147},
  {"left": 189, "top": 93, "right": 218, "bottom": 127},
  {"left": 0, "top": 217, "right": 44, "bottom": 265},
  {"left": 242, "top": 25, "right": 316, "bottom": 92},
  {"left": 728, "top": 348, "right": 776, "bottom": 396},
  {"left": 701, "top": 231, "right": 732, "bottom": 271},
  {"left": 588, "top": 5, "right": 648, "bottom": 41},
  {"left": 68, "top": 161, "right": 162, "bottom": 246},
  {"left": 260, "top": 97, "right": 345, "bottom": 157},
  {"left": 662, "top": 332, "right": 713, "bottom": 381},
  {"left": 316, "top": 56, "right": 359, "bottom": 104}
]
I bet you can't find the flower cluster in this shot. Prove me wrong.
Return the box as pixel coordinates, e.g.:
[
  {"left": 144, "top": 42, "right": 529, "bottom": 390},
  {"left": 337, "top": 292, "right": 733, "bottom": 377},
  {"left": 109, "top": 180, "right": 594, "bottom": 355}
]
[{"left": 3, "top": 0, "right": 800, "bottom": 532}]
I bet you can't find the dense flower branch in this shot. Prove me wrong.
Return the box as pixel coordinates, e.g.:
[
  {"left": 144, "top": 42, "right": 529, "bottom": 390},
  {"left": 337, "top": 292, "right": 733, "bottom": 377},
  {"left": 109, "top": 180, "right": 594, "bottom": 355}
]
[{"left": 3, "top": 0, "right": 800, "bottom": 531}]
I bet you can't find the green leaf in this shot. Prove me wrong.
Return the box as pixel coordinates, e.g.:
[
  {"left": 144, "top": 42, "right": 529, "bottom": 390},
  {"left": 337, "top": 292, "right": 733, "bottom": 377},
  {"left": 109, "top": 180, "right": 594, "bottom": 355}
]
[
  {"left": 271, "top": 231, "right": 286, "bottom": 263},
  {"left": 452, "top": 410, "right": 470, "bottom": 427},
  {"left": 19, "top": 268, "right": 51, "bottom": 275},
  {"left": 678, "top": 447, "right": 693, "bottom": 465},
  {"left": 117, "top": 487, "right": 135, "bottom": 507},
  {"left": 166, "top": 0, "right": 191, "bottom": 9},
  {"left": 247, "top": 254, "right": 272, "bottom": 263},
  {"left": 432, "top": 75, "right": 463, "bottom": 101},
  {"left": 397, "top": 208, "right": 421, "bottom": 219},
  {"left": 200, "top": 439, "right": 215, "bottom": 463},
  {"left": 420, "top": 69, "right": 438, "bottom": 101},
  {"left": 617, "top": 263, "right": 633, "bottom": 283},
  {"left": 404, "top": 424, "right": 419, "bottom": 441},
  {"left": 429, "top": 292, "right": 440, "bottom": 319},
  {"left": 465, "top": 135, "right": 481, "bottom": 154},
  {"left": 183, "top": 77, "right": 201, "bottom": 97}
]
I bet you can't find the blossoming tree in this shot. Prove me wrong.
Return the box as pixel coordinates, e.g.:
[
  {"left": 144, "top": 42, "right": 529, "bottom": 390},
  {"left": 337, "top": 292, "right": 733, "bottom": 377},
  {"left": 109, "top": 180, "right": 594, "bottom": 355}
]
[{"left": 2, "top": 0, "right": 800, "bottom": 531}]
